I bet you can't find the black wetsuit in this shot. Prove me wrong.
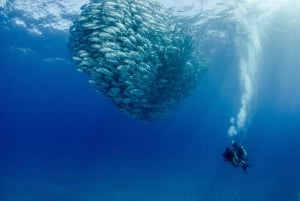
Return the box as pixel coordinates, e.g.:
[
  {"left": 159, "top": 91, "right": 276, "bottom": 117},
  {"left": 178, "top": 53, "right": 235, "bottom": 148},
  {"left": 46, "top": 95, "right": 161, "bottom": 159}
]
[{"left": 223, "top": 144, "right": 249, "bottom": 172}]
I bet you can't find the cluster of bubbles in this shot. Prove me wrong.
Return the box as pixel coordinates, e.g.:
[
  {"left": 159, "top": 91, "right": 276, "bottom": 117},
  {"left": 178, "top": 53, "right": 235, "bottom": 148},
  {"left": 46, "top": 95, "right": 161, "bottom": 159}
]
[{"left": 69, "top": 0, "right": 207, "bottom": 121}]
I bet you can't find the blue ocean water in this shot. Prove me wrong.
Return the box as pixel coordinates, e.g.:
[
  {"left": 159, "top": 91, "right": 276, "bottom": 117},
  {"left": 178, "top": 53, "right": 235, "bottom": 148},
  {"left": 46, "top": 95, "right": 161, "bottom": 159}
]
[{"left": 1, "top": 1, "right": 300, "bottom": 200}]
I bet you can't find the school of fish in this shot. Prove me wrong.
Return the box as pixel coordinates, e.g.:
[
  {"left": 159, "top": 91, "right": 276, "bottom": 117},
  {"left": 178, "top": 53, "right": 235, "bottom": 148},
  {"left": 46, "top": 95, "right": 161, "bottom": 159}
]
[{"left": 69, "top": 0, "right": 207, "bottom": 121}]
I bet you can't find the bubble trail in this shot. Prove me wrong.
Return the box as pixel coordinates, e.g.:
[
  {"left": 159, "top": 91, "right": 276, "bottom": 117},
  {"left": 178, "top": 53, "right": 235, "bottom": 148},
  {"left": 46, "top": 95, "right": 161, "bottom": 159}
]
[{"left": 228, "top": 2, "right": 262, "bottom": 137}]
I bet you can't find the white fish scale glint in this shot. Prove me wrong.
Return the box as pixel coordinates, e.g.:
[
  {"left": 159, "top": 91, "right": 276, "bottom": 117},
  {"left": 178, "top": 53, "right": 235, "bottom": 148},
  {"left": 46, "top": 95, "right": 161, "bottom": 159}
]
[{"left": 69, "top": 0, "right": 207, "bottom": 121}]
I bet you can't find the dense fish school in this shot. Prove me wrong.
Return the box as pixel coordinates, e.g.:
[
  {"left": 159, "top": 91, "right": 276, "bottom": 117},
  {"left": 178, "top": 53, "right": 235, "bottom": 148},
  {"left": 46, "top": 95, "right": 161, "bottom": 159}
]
[{"left": 69, "top": 0, "right": 207, "bottom": 121}]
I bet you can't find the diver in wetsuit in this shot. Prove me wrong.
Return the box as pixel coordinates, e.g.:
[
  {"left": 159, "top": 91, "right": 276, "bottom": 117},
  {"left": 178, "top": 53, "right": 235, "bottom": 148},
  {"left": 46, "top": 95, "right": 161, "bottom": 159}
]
[{"left": 222, "top": 141, "right": 249, "bottom": 173}]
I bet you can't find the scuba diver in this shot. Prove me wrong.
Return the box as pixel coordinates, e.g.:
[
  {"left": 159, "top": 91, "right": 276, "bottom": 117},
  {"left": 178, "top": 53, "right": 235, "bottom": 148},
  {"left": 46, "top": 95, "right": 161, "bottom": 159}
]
[{"left": 222, "top": 141, "right": 249, "bottom": 173}]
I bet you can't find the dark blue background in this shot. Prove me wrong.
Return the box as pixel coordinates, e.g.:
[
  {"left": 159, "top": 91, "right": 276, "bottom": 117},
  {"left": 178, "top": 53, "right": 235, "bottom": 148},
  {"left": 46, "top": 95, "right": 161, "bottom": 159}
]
[{"left": 0, "top": 22, "right": 299, "bottom": 200}]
